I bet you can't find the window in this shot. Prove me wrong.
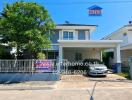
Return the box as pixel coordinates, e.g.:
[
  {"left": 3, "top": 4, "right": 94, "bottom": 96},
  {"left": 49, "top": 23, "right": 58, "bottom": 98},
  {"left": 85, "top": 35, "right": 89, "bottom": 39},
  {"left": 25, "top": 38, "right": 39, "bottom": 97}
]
[
  {"left": 123, "top": 33, "right": 127, "bottom": 36},
  {"left": 48, "top": 52, "right": 54, "bottom": 59},
  {"left": 50, "top": 30, "right": 59, "bottom": 43},
  {"left": 69, "top": 32, "right": 73, "bottom": 40},
  {"left": 63, "top": 31, "right": 68, "bottom": 40},
  {"left": 48, "top": 51, "right": 58, "bottom": 59},
  {"left": 75, "top": 53, "right": 82, "bottom": 61},
  {"left": 63, "top": 31, "right": 73, "bottom": 40},
  {"left": 78, "top": 30, "right": 85, "bottom": 40}
]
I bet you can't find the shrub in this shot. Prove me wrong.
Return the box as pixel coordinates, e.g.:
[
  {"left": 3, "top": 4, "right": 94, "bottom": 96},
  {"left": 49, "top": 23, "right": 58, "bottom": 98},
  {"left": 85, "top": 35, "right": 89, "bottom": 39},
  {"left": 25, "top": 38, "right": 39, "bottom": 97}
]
[{"left": 37, "top": 52, "right": 46, "bottom": 59}]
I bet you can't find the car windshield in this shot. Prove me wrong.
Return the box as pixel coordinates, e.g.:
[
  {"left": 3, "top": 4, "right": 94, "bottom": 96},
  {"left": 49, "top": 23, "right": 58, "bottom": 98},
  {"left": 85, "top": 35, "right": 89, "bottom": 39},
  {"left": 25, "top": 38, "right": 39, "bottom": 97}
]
[{"left": 83, "top": 59, "right": 103, "bottom": 64}]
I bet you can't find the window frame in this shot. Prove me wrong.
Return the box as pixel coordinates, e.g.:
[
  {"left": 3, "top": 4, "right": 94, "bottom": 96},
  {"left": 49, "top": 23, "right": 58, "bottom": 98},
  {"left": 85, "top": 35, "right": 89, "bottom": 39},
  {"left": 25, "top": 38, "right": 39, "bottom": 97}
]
[
  {"left": 50, "top": 30, "right": 59, "bottom": 43},
  {"left": 78, "top": 30, "right": 86, "bottom": 40},
  {"left": 62, "top": 30, "right": 75, "bottom": 40}
]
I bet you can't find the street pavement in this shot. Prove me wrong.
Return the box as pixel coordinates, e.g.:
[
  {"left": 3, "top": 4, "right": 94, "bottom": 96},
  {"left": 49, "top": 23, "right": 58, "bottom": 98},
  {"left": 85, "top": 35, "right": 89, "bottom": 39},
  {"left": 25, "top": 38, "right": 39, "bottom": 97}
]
[
  {"left": 0, "top": 88, "right": 132, "bottom": 100},
  {"left": 0, "top": 74, "right": 132, "bottom": 100}
]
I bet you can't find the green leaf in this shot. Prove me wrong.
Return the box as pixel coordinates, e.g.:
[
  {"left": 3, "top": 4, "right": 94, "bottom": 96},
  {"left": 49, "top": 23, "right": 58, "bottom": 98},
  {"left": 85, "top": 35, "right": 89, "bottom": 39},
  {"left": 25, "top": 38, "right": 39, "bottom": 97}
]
[{"left": 0, "top": 1, "right": 55, "bottom": 58}]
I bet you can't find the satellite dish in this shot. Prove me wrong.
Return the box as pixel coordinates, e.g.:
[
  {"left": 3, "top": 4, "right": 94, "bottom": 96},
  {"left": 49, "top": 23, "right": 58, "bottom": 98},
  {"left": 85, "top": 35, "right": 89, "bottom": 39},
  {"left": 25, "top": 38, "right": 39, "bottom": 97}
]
[{"left": 65, "top": 21, "right": 70, "bottom": 24}]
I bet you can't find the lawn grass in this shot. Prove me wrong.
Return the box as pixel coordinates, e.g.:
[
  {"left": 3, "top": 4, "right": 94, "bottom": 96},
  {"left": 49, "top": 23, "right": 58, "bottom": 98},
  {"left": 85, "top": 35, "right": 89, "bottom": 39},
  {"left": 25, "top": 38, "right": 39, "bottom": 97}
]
[{"left": 117, "top": 72, "right": 130, "bottom": 79}]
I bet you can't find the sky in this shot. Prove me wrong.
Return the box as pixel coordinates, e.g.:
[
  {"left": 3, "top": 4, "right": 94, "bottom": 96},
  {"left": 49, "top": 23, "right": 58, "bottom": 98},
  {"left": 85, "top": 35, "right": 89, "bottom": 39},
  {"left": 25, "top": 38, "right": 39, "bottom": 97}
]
[{"left": 0, "top": 0, "right": 132, "bottom": 40}]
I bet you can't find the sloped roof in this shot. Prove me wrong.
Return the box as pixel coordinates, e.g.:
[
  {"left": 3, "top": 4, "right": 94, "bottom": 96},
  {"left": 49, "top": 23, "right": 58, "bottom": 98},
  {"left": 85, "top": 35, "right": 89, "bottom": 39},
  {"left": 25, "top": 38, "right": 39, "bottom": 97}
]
[
  {"left": 102, "top": 24, "right": 132, "bottom": 40},
  {"left": 88, "top": 5, "right": 102, "bottom": 10}
]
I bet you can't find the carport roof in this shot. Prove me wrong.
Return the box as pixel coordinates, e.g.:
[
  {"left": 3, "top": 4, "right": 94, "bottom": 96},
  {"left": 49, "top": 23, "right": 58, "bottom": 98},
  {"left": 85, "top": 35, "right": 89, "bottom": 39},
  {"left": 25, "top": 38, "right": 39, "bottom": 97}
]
[{"left": 58, "top": 40, "right": 122, "bottom": 48}]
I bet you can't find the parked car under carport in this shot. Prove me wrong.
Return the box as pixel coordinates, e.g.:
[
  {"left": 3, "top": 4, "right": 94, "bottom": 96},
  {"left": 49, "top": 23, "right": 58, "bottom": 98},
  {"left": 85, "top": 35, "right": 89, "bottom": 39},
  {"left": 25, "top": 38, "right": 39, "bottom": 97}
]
[{"left": 83, "top": 59, "right": 108, "bottom": 76}]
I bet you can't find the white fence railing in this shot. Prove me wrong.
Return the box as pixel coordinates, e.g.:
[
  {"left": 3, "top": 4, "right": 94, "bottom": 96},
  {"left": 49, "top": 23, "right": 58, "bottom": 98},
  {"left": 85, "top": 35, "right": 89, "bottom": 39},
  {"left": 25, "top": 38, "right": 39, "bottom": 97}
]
[{"left": 0, "top": 59, "right": 57, "bottom": 73}]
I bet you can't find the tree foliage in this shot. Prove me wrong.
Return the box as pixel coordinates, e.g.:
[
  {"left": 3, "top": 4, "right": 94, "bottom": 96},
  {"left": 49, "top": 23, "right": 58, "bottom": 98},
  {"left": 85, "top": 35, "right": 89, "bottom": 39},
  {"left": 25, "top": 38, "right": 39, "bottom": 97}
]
[{"left": 0, "top": 1, "right": 55, "bottom": 58}]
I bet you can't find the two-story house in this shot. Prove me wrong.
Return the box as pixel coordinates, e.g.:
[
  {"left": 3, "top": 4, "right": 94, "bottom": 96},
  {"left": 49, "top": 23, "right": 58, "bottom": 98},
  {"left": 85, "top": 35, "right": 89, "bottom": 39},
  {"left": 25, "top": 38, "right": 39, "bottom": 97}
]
[
  {"left": 103, "top": 22, "right": 132, "bottom": 67},
  {"left": 44, "top": 23, "right": 122, "bottom": 73}
]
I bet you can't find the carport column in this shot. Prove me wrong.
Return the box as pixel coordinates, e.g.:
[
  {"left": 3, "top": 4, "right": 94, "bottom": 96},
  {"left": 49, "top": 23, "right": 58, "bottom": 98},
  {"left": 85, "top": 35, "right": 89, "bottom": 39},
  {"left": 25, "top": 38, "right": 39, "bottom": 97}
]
[
  {"left": 75, "top": 30, "right": 78, "bottom": 40},
  {"left": 100, "top": 50, "right": 103, "bottom": 62},
  {"left": 114, "top": 44, "right": 121, "bottom": 73},
  {"left": 85, "top": 30, "right": 90, "bottom": 40},
  {"left": 58, "top": 46, "right": 63, "bottom": 74}
]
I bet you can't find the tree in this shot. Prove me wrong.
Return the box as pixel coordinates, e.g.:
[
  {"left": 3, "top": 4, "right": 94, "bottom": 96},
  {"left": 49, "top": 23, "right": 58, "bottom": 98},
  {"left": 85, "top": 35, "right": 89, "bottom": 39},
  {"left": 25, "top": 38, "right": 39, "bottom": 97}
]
[{"left": 0, "top": 1, "right": 55, "bottom": 59}]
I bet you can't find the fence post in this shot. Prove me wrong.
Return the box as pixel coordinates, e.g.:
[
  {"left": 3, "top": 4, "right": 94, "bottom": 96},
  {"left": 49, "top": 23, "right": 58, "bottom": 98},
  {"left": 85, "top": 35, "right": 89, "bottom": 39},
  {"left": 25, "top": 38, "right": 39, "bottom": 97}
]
[
  {"left": 130, "top": 66, "right": 132, "bottom": 80},
  {"left": 31, "top": 59, "right": 34, "bottom": 74},
  {"left": 129, "top": 57, "right": 132, "bottom": 79},
  {"left": 0, "top": 60, "right": 2, "bottom": 72}
]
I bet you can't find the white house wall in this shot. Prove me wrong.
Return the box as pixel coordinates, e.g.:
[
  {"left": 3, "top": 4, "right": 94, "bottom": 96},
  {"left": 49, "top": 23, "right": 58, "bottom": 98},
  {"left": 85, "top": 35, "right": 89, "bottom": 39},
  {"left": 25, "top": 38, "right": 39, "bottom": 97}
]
[
  {"left": 121, "top": 50, "right": 132, "bottom": 67},
  {"left": 127, "top": 30, "right": 132, "bottom": 43},
  {"left": 106, "top": 29, "right": 128, "bottom": 46},
  {"left": 104, "top": 26, "right": 132, "bottom": 47},
  {"left": 121, "top": 50, "right": 132, "bottom": 61},
  {"left": 63, "top": 48, "right": 101, "bottom": 61}
]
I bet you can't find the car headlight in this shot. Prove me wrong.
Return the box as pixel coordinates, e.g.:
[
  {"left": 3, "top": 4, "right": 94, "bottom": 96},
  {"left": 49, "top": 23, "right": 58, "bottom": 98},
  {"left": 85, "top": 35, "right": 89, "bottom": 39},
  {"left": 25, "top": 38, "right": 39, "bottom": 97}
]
[
  {"left": 105, "top": 68, "right": 107, "bottom": 70},
  {"left": 103, "top": 67, "right": 108, "bottom": 71}
]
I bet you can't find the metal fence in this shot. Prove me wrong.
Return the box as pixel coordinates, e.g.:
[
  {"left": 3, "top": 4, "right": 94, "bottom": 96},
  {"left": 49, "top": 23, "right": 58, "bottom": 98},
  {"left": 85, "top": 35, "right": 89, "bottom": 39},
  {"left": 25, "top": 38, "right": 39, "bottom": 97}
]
[{"left": 0, "top": 59, "right": 57, "bottom": 73}]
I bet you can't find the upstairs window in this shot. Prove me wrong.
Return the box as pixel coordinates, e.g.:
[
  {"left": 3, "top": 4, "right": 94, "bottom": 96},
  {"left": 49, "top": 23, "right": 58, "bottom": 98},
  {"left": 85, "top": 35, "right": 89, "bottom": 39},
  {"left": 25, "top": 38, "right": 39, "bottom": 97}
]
[
  {"left": 63, "top": 31, "right": 73, "bottom": 40},
  {"left": 50, "top": 30, "right": 59, "bottom": 43},
  {"left": 78, "top": 30, "right": 85, "bottom": 40},
  {"left": 63, "top": 31, "right": 68, "bottom": 39}
]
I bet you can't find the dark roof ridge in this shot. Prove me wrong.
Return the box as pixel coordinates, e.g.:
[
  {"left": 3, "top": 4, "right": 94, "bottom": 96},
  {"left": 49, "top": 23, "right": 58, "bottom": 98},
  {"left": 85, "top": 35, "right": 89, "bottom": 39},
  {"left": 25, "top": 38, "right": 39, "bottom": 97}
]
[{"left": 56, "top": 23, "right": 97, "bottom": 27}]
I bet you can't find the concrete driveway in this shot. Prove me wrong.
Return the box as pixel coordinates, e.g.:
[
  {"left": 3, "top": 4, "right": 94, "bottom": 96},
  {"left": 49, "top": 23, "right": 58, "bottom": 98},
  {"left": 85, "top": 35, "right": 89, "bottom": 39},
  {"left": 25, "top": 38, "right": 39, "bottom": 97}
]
[
  {"left": 57, "top": 74, "right": 129, "bottom": 89},
  {"left": 60, "top": 74, "right": 126, "bottom": 81}
]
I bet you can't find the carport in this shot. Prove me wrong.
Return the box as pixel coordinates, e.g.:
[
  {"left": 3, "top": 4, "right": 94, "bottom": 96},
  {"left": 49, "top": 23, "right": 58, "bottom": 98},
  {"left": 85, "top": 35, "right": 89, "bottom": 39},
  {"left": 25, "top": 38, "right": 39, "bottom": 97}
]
[{"left": 57, "top": 40, "right": 122, "bottom": 73}]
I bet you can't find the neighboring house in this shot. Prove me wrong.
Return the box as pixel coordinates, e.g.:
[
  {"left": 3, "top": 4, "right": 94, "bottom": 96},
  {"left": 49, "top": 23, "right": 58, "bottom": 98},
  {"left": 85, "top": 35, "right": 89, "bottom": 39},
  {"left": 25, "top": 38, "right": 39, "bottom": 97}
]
[
  {"left": 44, "top": 23, "right": 122, "bottom": 73},
  {"left": 102, "top": 22, "right": 132, "bottom": 67}
]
